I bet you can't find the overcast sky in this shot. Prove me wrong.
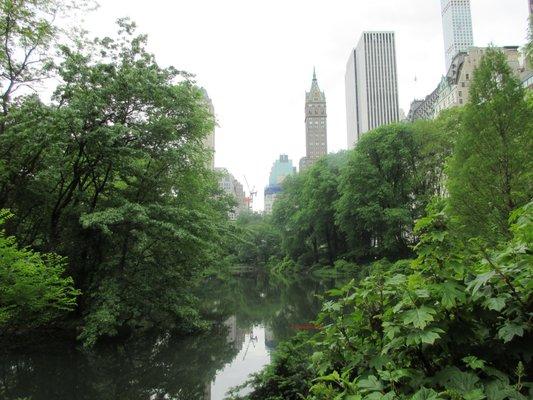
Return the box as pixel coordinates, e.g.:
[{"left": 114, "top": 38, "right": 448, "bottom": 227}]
[{"left": 82, "top": 0, "right": 530, "bottom": 211}]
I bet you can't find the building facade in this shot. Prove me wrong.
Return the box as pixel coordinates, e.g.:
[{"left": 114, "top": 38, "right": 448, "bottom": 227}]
[
  {"left": 441, "top": 0, "right": 474, "bottom": 71},
  {"left": 300, "top": 69, "right": 327, "bottom": 170},
  {"left": 269, "top": 154, "right": 296, "bottom": 185},
  {"left": 264, "top": 184, "right": 283, "bottom": 215},
  {"left": 216, "top": 168, "right": 247, "bottom": 220},
  {"left": 408, "top": 46, "right": 529, "bottom": 122},
  {"left": 201, "top": 88, "right": 216, "bottom": 170},
  {"left": 345, "top": 32, "right": 399, "bottom": 148},
  {"left": 264, "top": 154, "right": 296, "bottom": 214}
]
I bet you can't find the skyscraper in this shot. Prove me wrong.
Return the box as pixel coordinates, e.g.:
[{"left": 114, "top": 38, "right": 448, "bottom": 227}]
[
  {"left": 200, "top": 88, "right": 216, "bottom": 170},
  {"left": 441, "top": 0, "right": 474, "bottom": 71},
  {"left": 345, "top": 32, "right": 399, "bottom": 148},
  {"left": 299, "top": 69, "right": 327, "bottom": 171}
]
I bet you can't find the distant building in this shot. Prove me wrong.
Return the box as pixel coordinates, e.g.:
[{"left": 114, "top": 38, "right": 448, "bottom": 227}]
[
  {"left": 299, "top": 69, "right": 327, "bottom": 170},
  {"left": 269, "top": 154, "right": 296, "bottom": 185},
  {"left": 345, "top": 32, "right": 399, "bottom": 148},
  {"left": 201, "top": 88, "right": 216, "bottom": 170},
  {"left": 264, "top": 154, "right": 296, "bottom": 214},
  {"left": 523, "top": 70, "right": 533, "bottom": 89},
  {"left": 408, "top": 46, "right": 530, "bottom": 121},
  {"left": 216, "top": 168, "right": 247, "bottom": 219},
  {"left": 264, "top": 184, "right": 283, "bottom": 215},
  {"left": 441, "top": 0, "right": 474, "bottom": 72}
]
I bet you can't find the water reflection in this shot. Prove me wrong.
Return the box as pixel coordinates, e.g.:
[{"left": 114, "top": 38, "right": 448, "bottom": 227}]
[{"left": 0, "top": 272, "right": 343, "bottom": 400}]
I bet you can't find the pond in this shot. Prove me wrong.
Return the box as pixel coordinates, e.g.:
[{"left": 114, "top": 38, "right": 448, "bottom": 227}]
[{"left": 0, "top": 272, "right": 344, "bottom": 400}]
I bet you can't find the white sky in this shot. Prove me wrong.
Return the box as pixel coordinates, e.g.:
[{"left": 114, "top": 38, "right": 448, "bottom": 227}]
[{"left": 82, "top": 0, "right": 530, "bottom": 211}]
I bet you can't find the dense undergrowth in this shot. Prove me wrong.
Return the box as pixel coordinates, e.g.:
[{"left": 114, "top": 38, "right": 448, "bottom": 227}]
[{"left": 229, "top": 201, "right": 532, "bottom": 399}]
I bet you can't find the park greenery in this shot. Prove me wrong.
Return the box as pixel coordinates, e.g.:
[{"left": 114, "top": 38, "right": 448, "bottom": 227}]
[
  {"left": 0, "top": 1, "right": 531, "bottom": 399},
  {"left": 0, "top": 0, "right": 233, "bottom": 346},
  {"left": 228, "top": 49, "right": 533, "bottom": 399}
]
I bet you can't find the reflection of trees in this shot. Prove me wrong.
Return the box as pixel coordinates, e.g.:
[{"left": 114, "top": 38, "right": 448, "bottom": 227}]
[
  {"left": 0, "top": 273, "right": 344, "bottom": 400},
  {"left": 200, "top": 273, "right": 341, "bottom": 344},
  {"left": 0, "top": 329, "right": 238, "bottom": 400}
]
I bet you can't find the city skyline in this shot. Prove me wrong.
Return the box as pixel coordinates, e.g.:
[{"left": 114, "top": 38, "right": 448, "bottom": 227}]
[{"left": 81, "top": 0, "right": 530, "bottom": 210}]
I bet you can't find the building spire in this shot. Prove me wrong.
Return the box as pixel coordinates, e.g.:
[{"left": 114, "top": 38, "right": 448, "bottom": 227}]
[{"left": 313, "top": 67, "right": 317, "bottom": 81}]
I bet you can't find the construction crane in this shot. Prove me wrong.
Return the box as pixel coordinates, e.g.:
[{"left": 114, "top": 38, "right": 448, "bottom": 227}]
[{"left": 243, "top": 175, "right": 257, "bottom": 210}]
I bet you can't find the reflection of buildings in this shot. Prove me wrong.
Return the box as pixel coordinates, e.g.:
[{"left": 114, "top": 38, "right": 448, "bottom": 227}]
[
  {"left": 223, "top": 315, "right": 247, "bottom": 351},
  {"left": 264, "top": 155, "right": 296, "bottom": 214},
  {"left": 264, "top": 325, "right": 276, "bottom": 351},
  {"left": 203, "top": 382, "right": 211, "bottom": 400},
  {"left": 216, "top": 169, "right": 248, "bottom": 220}
]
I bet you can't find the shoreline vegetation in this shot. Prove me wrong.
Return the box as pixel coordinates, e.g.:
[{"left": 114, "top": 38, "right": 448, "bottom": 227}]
[{"left": 1, "top": 1, "right": 532, "bottom": 399}]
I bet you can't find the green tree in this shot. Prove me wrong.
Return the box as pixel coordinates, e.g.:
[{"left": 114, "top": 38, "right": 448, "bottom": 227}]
[
  {"left": 0, "top": 210, "right": 78, "bottom": 330},
  {"left": 231, "top": 211, "right": 282, "bottom": 266},
  {"left": 447, "top": 48, "right": 533, "bottom": 244},
  {"left": 0, "top": 20, "right": 232, "bottom": 345},
  {"left": 336, "top": 123, "right": 450, "bottom": 261},
  {"left": 272, "top": 153, "right": 348, "bottom": 267}
]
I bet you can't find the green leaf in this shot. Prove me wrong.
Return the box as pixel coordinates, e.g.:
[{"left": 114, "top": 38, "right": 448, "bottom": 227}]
[
  {"left": 463, "top": 389, "right": 486, "bottom": 400},
  {"left": 467, "top": 271, "right": 496, "bottom": 295},
  {"left": 435, "top": 367, "right": 480, "bottom": 393},
  {"left": 497, "top": 323, "right": 524, "bottom": 343},
  {"left": 345, "top": 395, "right": 363, "bottom": 400},
  {"left": 462, "top": 356, "right": 486, "bottom": 370},
  {"left": 402, "top": 306, "right": 436, "bottom": 329},
  {"left": 316, "top": 370, "right": 341, "bottom": 383},
  {"left": 411, "top": 387, "right": 442, "bottom": 400},
  {"left": 357, "top": 375, "right": 383, "bottom": 392},
  {"left": 419, "top": 328, "right": 445, "bottom": 344},
  {"left": 440, "top": 281, "right": 466, "bottom": 309},
  {"left": 483, "top": 297, "right": 506, "bottom": 312}
]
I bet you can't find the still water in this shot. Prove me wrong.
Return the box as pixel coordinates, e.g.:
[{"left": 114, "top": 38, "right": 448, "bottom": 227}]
[{"left": 0, "top": 272, "right": 342, "bottom": 400}]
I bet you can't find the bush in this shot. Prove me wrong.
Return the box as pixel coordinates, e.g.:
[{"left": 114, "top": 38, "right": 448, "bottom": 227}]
[{"left": 0, "top": 210, "right": 79, "bottom": 331}]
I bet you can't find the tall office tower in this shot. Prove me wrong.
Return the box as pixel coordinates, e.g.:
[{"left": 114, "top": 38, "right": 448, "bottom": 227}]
[
  {"left": 345, "top": 32, "right": 399, "bottom": 148},
  {"left": 441, "top": 0, "right": 474, "bottom": 71},
  {"left": 299, "top": 69, "right": 327, "bottom": 171},
  {"left": 200, "top": 88, "right": 215, "bottom": 170}
]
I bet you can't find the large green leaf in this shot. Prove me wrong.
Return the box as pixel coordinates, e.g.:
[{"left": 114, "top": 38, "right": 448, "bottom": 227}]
[
  {"left": 402, "top": 306, "right": 436, "bottom": 329},
  {"left": 357, "top": 375, "right": 384, "bottom": 392},
  {"left": 483, "top": 297, "right": 506, "bottom": 312},
  {"left": 411, "top": 387, "right": 442, "bottom": 400},
  {"left": 440, "top": 281, "right": 466, "bottom": 309},
  {"left": 497, "top": 323, "right": 524, "bottom": 343}
]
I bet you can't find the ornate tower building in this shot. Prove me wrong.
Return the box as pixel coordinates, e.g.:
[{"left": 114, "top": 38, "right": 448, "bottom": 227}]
[{"left": 300, "top": 69, "right": 327, "bottom": 171}]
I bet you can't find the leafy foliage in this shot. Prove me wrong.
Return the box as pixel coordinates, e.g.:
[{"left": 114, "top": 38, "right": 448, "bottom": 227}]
[
  {"left": 235, "top": 201, "right": 533, "bottom": 400},
  {"left": 0, "top": 210, "right": 79, "bottom": 330},
  {"left": 0, "top": 12, "right": 232, "bottom": 345},
  {"left": 446, "top": 48, "right": 532, "bottom": 244},
  {"left": 233, "top": 48, "right": 533, "bottom": 400},
  {"left": 272, "top": 118, "right": 454, "bottom": 267}
]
